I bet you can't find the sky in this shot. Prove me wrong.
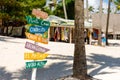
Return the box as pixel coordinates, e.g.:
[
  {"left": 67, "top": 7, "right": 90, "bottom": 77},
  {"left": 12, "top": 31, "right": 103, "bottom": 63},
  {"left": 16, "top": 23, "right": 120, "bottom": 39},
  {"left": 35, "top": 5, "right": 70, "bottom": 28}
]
[
  {"left": 85, "top": 0, "right": 116, "bottom": 13},
  {"left": 46, "top": 0, "right": 116, "bottom": 13}
]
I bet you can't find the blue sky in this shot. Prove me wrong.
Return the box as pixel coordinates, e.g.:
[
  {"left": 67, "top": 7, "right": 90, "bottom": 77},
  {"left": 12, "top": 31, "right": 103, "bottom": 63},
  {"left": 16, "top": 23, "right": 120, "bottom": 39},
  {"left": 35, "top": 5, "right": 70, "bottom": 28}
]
[
  {"left": 46, "top": 0, "right": 116, "bottom": 13},
  {"left": 85, "top": 0, "right": 116, "bottom": 13},
  {"left": 104, "top": 0, "right": 109, "bottom": 3}
]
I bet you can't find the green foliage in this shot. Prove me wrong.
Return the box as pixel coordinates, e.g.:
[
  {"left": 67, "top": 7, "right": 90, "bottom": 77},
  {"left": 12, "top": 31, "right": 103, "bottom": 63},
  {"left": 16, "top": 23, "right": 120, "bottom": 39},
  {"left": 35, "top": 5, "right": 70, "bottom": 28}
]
[
  {"left": 44, "top": 6, "right": 53, "bottom": 15},
  {"left": 114, "top": 0, "right": 120, "bottom": 12},
  {"left": 53, "top": 0, "right": 74, "bottom": 19},
  {"left": 66, "top": 0, "right": 74, "bottom": 19},
  {"left": 0, "top": 0, "right": 46, "bottom": 25},
  {"left": 88, "top": 6, "right": 94, "bottom": 12},
  {"left": 53, "top": 4, "right": 65, "bottom": 18}
]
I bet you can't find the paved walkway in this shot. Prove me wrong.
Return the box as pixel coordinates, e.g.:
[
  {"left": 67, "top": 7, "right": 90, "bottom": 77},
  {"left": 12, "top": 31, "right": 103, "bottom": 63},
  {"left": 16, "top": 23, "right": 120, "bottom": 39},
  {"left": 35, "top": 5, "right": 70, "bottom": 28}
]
[{"left": 0, "top": 36, "right": 120, "bottom": 80}]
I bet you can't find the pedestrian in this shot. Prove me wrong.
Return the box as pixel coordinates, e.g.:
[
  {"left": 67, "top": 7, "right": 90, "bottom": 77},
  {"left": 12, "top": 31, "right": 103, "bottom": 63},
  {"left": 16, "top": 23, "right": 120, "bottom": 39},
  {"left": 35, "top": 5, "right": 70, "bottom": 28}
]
[
  {"left": 86, "top": 29, "right": 90, "bottom": 44},
  {"left": 101, "top": 32, "right": 106, "bottom": 46},
  {"left": 84, "top": 29, "right": 90, "bottom": 44},
  {"left": 84, "top": 29, "right": 87, "bottom": 43},
  {"left": 54, "top": 28, "right": 60, "bottom": 41}
]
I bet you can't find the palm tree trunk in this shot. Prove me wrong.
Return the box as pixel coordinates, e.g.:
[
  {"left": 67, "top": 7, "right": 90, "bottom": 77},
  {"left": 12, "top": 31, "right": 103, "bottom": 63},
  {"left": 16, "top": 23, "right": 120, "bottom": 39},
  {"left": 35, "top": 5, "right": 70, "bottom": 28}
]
[
  {"left": 86, "top": 0, "right": 89, "bottom": 21},
  {"left": 106, "top": 0, "right": 111, "bottom": 45},
  {"left": 73, "top": 0, "right": 87, "bottom": 79},
  {"left": 63, "top": 0, "right": 68, "bottom": 19},
  {"left": 98, "top": 0, "right": 103, "bottom": 46}
]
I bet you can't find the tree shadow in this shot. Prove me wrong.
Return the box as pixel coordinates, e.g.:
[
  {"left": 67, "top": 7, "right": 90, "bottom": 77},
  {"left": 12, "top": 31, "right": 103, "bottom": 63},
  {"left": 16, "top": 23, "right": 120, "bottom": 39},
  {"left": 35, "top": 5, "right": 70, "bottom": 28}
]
[
  {"left": 0, "top": 36, "right": 14, "bottom": 41},
  {"left": 47, "top": 54, "right": 73, "bottom": 60},
  {"left": 109, "top": 42, "right": 120, "bottom": 47},
  {"left": 15, "top": 54, "right": 73, "bottom": 80},
  {"left": 0, "top": 67, "right": 12, "bottom": 80},
  {"left": 14, "top": 68, "right": 32, "bottom": 80},
  {"left": 2, "top": 52, "right": 118, "bottom": 80},
  {"left": 87, "top": 53, "right": 120, "bottom": 76},
  {"left": 16, "top": 54, "right": 99, "bottom": 80},
  {"left": 0, "top": 66, "right": 32, "bottom": 80},
  {"left": 0, "top": 36, "right": 25, "bottom": 44},
  {"left": 36, "top": 62, "right": 72, "bottom": 80}
]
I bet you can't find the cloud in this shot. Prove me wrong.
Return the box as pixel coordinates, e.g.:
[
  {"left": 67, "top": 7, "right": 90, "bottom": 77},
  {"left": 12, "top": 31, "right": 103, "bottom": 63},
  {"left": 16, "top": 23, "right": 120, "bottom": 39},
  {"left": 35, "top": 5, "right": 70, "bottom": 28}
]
[
  {"left": 103, "top": 1, "right": 108, "bottom": 13},
  {"left": 84, "top": 0, "right": 99, "bottom": 8},
  {"left": 88, "top": 0, "right": 99, "bottom": 9},
  {"left": 84, "top": 0, "right": 116, "bottom": 13}
]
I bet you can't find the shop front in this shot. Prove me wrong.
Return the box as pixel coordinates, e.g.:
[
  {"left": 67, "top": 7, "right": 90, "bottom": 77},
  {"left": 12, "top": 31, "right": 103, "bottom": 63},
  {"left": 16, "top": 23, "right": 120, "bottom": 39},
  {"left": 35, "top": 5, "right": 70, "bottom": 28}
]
[{"left": 47, "top": 15, "right": 92, "bottom": 43}]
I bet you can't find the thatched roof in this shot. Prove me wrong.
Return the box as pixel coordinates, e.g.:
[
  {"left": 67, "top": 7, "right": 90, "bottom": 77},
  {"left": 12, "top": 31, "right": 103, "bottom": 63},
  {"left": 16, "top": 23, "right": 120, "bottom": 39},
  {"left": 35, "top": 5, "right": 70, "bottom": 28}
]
[{"left": 92, "top": 13, "right": 120, "bottom": 34}]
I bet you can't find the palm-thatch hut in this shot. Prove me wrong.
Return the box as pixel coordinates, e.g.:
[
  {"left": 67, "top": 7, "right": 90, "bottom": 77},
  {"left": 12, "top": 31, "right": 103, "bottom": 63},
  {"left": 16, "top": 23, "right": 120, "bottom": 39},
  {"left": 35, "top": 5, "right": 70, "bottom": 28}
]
[{"left": 92, "top": 13, "right": 120, "bottom": 39}]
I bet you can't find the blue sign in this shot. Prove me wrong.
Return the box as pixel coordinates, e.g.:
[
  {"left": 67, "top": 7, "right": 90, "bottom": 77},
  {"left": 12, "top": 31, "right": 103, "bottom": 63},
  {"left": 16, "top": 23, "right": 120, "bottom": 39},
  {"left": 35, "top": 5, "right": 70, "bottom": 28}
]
[{"left": 29, "top": 25, "right": 50, "bottom": 34}]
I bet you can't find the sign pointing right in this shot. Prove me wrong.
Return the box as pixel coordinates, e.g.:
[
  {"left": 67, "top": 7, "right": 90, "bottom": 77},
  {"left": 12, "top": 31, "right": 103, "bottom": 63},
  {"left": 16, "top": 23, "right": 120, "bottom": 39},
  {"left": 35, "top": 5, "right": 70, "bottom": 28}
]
[{"left": 25, "top": 42, "right": 50, "bottom": 53}]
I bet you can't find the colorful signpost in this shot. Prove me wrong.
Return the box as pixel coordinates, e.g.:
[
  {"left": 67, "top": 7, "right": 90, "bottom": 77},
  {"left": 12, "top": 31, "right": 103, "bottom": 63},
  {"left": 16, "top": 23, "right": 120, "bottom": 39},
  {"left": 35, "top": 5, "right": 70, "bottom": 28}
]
[{"left": 24, "top": 9, "right": 50, "bottom": 80}]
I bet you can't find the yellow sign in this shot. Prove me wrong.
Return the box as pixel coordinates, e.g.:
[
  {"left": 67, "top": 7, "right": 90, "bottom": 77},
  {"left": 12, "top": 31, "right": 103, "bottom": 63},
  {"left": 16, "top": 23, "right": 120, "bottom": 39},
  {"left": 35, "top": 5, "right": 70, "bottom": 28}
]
[
  {"left": 25, "top": 32, "right": 48, "bottom": 44},
  {"left": 24, "top": 52, "right": 49, "bottom": 60}
]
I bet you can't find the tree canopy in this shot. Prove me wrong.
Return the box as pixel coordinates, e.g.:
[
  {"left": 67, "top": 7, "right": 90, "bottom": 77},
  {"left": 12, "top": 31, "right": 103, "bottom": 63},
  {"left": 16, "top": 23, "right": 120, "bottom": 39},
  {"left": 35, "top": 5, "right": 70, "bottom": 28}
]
[
  {"left": 0, "top": 0, "right": 46, "bottom": 26},
  {"left": 51, "top": 0, "right": 74, "bottom": 19},
  {"left": 114, "top": 0, "right": 120, "bottom": 13}
]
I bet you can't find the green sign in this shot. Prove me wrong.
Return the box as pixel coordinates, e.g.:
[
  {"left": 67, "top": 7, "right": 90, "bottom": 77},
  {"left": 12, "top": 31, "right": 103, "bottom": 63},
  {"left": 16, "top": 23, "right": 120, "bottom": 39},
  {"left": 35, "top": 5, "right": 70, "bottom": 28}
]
[
  {"left": 26, "top": 16, "right": 50, "bottom": 27},
  {"left": 26, "top": 60, "right": 47, "bottom": 69}
]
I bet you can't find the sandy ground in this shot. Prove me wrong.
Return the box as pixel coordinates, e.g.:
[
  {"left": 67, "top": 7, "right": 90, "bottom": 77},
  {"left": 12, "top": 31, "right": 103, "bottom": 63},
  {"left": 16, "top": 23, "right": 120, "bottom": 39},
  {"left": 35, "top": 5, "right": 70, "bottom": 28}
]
[{"left": 0, "top": 35, "right": 120, "bottom": 80}]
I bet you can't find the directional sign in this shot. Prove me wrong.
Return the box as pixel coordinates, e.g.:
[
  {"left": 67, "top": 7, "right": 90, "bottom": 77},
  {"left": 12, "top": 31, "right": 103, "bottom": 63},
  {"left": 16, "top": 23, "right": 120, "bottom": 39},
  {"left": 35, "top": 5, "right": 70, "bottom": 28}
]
[
  {"left": 24, "top": 52, "right": 49, "bottom": 60},
  {"left": 29, "top": 25, "right": 50, "bottom": 34},
  {"left": 32, "top": 9, "right": 48, "bottom": 19},
  {"left": 25, "top": 32, "right": 48, "bottom": 44},
  {"left": 25, "top": 42, "right": 50, "bottom": 53},
  {"left": 26, "top": 60, "right": 47, "bottom": 69},
  {"left": 25, "top": 16, "right": 50, "bottom": 27}
]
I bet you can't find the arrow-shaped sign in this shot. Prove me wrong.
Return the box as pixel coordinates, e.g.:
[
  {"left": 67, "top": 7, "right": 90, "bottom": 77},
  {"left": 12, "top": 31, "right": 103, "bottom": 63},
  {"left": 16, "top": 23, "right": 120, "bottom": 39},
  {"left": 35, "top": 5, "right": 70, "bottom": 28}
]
[
  {"left": 25, "top": 42, "right": 50, "bottom": 53},
  {"left": 25, "top": 16, "right": 50, "bottom": 27},
  {"left": 25, "top": 32, "right": 48, "bottom": 44},
  {"left": 24, "top": 52, "right": 49, "bottom": 60},
  {"left": 28, "top": 25, "right": 50, "bottom": 34},
  {"left": 26, "top": 60, "right": 47, "bottom": 69}
]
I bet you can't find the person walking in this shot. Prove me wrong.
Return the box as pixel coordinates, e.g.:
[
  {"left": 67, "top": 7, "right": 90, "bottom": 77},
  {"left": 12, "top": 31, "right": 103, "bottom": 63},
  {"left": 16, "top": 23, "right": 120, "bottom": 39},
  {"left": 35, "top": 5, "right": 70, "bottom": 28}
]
[
  {"left": 84, "top": 29, "right": 90, "bottom": 44},
  {"left": 101, "top": 32, "right": 106, "bottom": 46}
]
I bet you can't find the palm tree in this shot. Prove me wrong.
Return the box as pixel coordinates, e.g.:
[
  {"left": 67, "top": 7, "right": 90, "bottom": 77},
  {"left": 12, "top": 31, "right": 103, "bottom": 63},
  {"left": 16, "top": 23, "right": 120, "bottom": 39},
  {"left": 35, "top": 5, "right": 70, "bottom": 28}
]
[
  {"left": 106, "top": 0, "right": 111, "bottom": 45},
  {"left": 73, "top": 0, "right": 88, "bottom": 79},
  {"left": 98, "top": 0, "right": 103, "bottom": 46},
  {"left": 86, "top": 0, "right": 89, "bottom": 21},
  {"left": 114, "top": 0, "right": 120, "bottom": 13},
  {"left": 88, "top": 6, "right": 94, "bottom": 19},
  {"left": 63, "top": 0, "right": 68, "bottom": 19},
  {"left": 88, "top": 6, "right": 94, "bottom": 12}
]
